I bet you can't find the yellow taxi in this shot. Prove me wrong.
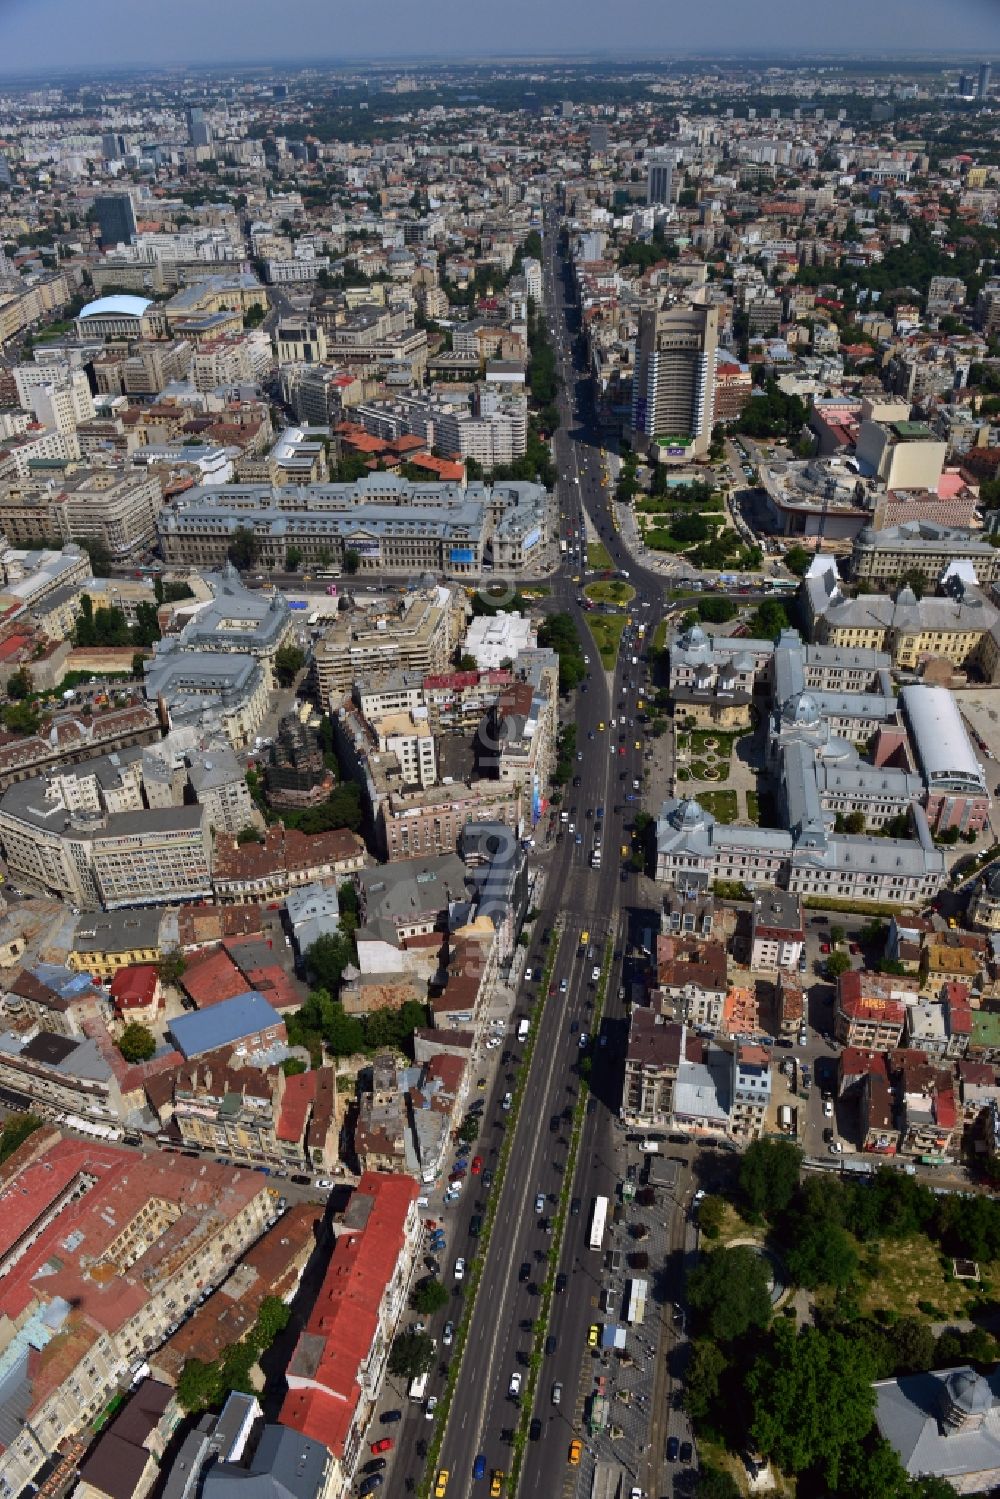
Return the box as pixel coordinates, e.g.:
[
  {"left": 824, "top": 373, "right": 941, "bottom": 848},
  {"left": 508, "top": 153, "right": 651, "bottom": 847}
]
[
  {"left": 588, "top": 1323, "right": 600, "bottom": 1348},
  {"left": 635, "top": 740, "right": 641, "bottom": 750},
  {"left": 621, "top": 844, "right": 628, "bottom": 858},
  {"left": 637, "top": 698, "right": 645, "bottom": 709},
  {"left": 597, "top": 721, "right": 605, "bottom": 732},
  {"left": 490, "top": 1472, "right": 505, "bottom": 1496},
  {"left": 435, "top": 1472, "right": 449, "bottom": 1498},
  {"left": 568, "top": 1439, "right": 583, "bottom": 1466}
]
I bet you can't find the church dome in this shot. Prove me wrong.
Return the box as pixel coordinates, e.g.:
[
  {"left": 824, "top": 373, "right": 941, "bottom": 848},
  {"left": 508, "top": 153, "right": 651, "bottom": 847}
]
[
  {"left": 782, "top": 691, "right": 821, "bottom": 727},
  {"left": 940, "top": 1367, "right": 995, "bottom": 1430},
  {"left": 680, "top": 624, "right": 709, "bottom": 651}
]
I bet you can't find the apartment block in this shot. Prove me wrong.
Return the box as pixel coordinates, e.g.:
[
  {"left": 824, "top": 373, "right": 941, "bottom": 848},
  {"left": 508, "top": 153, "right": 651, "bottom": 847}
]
[
  {"left": 0, "top": 1136, "right": 276, "bottom": 1499},
  {"left": 280, "top": 1173, "right": 420, "bottom": 1481}
]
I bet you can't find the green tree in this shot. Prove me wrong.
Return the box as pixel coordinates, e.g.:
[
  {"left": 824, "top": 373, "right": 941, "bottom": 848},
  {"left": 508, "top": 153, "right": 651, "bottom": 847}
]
[
  {"left": 537, "top": 612, "right": 585, "bottom": 692},
  {"left": 79, "top": 537, "right": 113, "bottom": 576},
  {"left": 687, "top": 1245, "right": 773, "bottom": 1343},
  {"left": 696, "top": 596, "right": 737, "bottom": 624},
  {"left": 387, "top": 1330, "right": 435, "bottom": 1380},
  {"left": 697, "top": 1194, "right": 726, "bottom": 1239},
  {"left": 411, "top": 1277, "right": 450, "bottom": 1315},
  {"left": 747, "top": 1322, "right": 879, "bottom": 1486},
  {"left": 282, "top": 1057, "right": 307, "bottom": 1077},
  {"left": 227, "top": 526, "right": 260, "bottom": 570},
  {"left": 131, "top": 602, "right": 162, "bottom": 648},
  {"left": 274, "top": 642, "right": 306, "bottom": 687},
  {"left": 0, "top": 1113, "right": 42, "bottom": 1163},
  {"left": 6, "top": 667, "right": 32, "bottom": 700},
  {"left": 785, "top": 1212, "right": 857, "bottom": 1289},
  {"left": 176, "top": 1358, "right": 219, "bottom": 1413},
  {"left": 826, "top": 950, "right": 851, "bottom": 978},
  {"left": 888, "top": 1316, "right": 936, "bottom": 1376},
  {"left": 738, "top": 1138, "right": 802, "bottom": 1219},
  {"left": 830, "top": 924, "right": 846, "bottom": 944},
  {"left": 685, "top": 1338, "right": 727, "bottom": 1423},
  {"left": 118, "top": 1022, "right": 156, "bottom": 1063},
  {"left": 695, "top": 1467, "right": 741, "bottom": 1499},
  {"left": 458, "top": 653, "right": 478, "bottom": 671},
  {"left": 303, "top": 933, "right": 356, "bottom": 995},
  {"left": 285, "top": 545, "right": 303, "bottom": 572},
  {"left": 158, "top": 948, "right": 187, "bottom": 985},
  {"left": 132, "top": 651, "right": 147, "bottom": 679},
  {"left": 343, "top": 548, "right": 360, "bottom": 574},
  {"left": 784, "top": 545, "right": 812, "bottom": 577}
]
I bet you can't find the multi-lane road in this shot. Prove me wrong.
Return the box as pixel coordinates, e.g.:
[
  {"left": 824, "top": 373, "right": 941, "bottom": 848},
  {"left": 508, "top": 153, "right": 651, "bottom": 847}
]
[{"left": 379, "top": 208, "right": 692, "bottom": 1499}]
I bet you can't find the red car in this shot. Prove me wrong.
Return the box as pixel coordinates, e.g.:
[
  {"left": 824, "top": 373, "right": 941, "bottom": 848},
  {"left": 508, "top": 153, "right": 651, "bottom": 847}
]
[
  {"left": 849, "top": 943, "right": 859, "bottom": 955},
  {"left": 548, "top": 982, "right": 557, "bottom": 996},
  {"left": 471, "top": 1156, "right": 483, "bottom": 1175},
  {"left": 820, "top": 942, "right": 830, "bottom": 954},
  {"left": 371, "top": 1438, "right": 393, "bottom": 1455}
]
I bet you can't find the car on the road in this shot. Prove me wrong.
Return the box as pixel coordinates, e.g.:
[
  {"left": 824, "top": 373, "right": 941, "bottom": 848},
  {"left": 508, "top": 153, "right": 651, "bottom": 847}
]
[
  {"left": 364, "top": 1459, "right": 387, "bottom": 1475},
  {"left": 529, "top": 1418, "right": 542, "bottom": 1442},
  {"left": 798, "top": 1029, "right": 808, "bottom": 1047},
  {"left": 380, "top": 1410, "right": 401, "bottom": 1424},
  {"left": 358, "top": 1477, "right": 383, "bottom": 1497},
  {"left": 434, "top": 1473, "right": 449, "bottom": 1498},
  {"left": 578, "top": 1032, "right": 589, "bottom": 1048},
  {"left": 820, "top": 941, "right": 830, "bottom": 954},
  {"left": 568, "top": 1439, "right": 583, "bottom": 1466},
  {"left": 473, "top": 1455, "right": 486, "bottom": 1482},
  {"left": 442, "top": 1320, "right": 454, "bottom": 1346},
  {"left": 472, "top": 1155, "right": 483, "bottom": 1174},
  {"left": 370, "top": 1438, "right": 393, "bottom": 1455},
  {"left": 482, "top": 1168, "right": 494, "bottom": 1187},
  {"left": 680, "top": 1442, "right": 693, "bottom": 1463},
  {"left": 555, "top": 1271, "right": 568, "bottom": 1293},
  {"left": 502, "top": 1092, "right": 513, "bottom": 1111},
  {"left": 570, "top": 1196, "right": 581, "bottom": 1216},
  {"left": 546, "top": 1334, "right": 558, "bottom": 1355},
  {"left": 519, "top": 1261, "right": 531, "bottom": 1283},
  {"left": 315, "top": 1178, "right": 333, "bottom": 1189},
  {"left": 490, "top": 1474, "right": 504, "bottom": 1498},
  {"left": 823, "top": 1100, "right": 833, "bottom": 1116},
  {"left": 552, "top": 1381, "right": 563, "bottom": 1405},
  {"left": 559, "top": 977, "right": 569, "bottom": 991},
  {"left": 509, "top": 1372, "right": 522, "bottom": 1398},
  {"left": 454, "top": 1257, "right": 465, "bottom": 1281},
  {"left": 425, "top": 1395, "right": 438, "bottom": 1420},
  {"left": 667, "top": 1436, "right": 680, "bottom": 1462},
  {"left": 588, "top": 1324, "right": 600, "bottom": 1347},
  {"left": 535, "top": 1192, "right": 545, "bottom": 1214}
]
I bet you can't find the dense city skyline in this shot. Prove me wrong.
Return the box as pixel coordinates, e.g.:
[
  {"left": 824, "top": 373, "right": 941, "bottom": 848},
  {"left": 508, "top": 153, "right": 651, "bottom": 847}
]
[{"left": 0, "top": 0, "right": 998, "bottom": 71}]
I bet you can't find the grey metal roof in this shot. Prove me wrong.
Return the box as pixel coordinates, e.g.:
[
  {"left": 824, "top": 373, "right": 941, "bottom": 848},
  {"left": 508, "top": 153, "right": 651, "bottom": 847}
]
[
  {"left": 876, "top": 1366, "right": 1000, "bottom": 1481},
  {"left": 168, "top": 991, "right": 281, "bottom": 1059},
  {"left": 902, "top": 684, "right": 986, "bottom": 791}
]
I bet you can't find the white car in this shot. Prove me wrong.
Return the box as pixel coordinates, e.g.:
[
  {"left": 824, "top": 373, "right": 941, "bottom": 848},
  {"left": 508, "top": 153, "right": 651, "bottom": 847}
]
[
  {"left": 524, "top": 967, "right": 533, "bottom": 982},
  {"left": 443, "top": 1320, "right": 454, "bottom": 1345},
  {"left": 455, "top": 1257, "right": 466, "bottom": 1281},
  {"left": 823, "top": 1100, "right": 833, "bottom": 1117},
  {"left": 509, "top": 1371, "right": 522, "bottom": 1397},
  {"left": 535, "top": 1192, "right": 545, "bottom": 1214},
  {"left": 425, "top": 1394, "right": 438, "bottom": 1420},
  {"left": 578, "top": 1032, "right": 589, "bottom": 1049},
  {"left": 315, "top": 1178, "right": 334, "bottom": 1189}
]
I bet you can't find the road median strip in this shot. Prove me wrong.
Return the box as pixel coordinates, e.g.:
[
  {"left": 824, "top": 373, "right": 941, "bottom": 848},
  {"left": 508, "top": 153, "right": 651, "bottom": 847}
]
[
  {"left": 508, "top": 931, "right": 615, "bottom": 1496},
  {"left": 419, "top": 922, "right": 563, "bottom": 1497}
]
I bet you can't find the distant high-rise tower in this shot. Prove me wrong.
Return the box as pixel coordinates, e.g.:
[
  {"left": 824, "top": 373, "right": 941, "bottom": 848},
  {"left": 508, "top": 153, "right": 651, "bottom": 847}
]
[
  {"left": 646, "top": 149, "right": 675, "bottom": 207},
  {"left": 93, "top": 192, "right": 136, "bottom": 248},
  {"left": 101, "top": 132, "right": 125, "bottom": 160},
  {"left": 630, "top": 301, "right": 718, "bottom": 460},
  {"left": 589, "top": 123, "right": 609, "bottom": 153},
  {"left": 978, "top": 62, "right": 993, "bottom": 100},
  {"left": 959, "top": 72, "right": 974, "bottom": 96},
  {"left": 186, "top": 106, "right": 213, "bottom": 149}
]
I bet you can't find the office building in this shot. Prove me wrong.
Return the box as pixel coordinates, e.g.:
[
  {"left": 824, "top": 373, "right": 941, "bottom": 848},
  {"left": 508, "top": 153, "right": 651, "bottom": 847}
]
[
  {"left": 93, "top": 192, "right": 137, "bottom": 249},
  {"left": 979, "top": 62, "right": 993, "bottom": 100},
  {"left": 646, "top": 148, "right": 675, "bottom": 206},
  {"left": 630, "top": 301, "right": 718, "bottom": 460}
]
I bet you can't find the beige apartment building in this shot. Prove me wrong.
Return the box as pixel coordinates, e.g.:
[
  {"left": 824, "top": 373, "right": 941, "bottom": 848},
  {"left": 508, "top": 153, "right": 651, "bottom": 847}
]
[
  {"left": 314, "top": 586, "right": 462, "bottom": 703},
  {"left": 379, "top": 779, "right": 519, "bottom": 862},
  {"left": 0, "top": 466, "right": 162, "bottom": 558},
  {"left": 851, "top": 522, "right": 1000, "bottom": 589}
]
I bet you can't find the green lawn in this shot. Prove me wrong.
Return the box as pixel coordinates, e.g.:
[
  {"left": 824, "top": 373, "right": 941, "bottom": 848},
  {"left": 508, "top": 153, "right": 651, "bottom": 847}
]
[
  {"left": 697, "top": 789, "right": 739, "bottom": 823},
  {"left": 587, "top": 613, "right": 626, "bottom": 669},
  {"left": 584, "top": 579, "right": 636, "bottom": 607},
  {"left": 587, "top": 541, "right": 613, "bottom": 570},
  {"left": 746, "top": 790, "right": 760, "bottom": 824},
  {"left": 652, "top": 618, "right": 669, "bottom": 652}
]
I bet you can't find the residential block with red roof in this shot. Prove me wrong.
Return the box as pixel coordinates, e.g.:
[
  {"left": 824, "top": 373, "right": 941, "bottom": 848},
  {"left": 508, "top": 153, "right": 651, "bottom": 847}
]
[{"left": 280, "top": 1172, "right": 419, "bottom": 1479}]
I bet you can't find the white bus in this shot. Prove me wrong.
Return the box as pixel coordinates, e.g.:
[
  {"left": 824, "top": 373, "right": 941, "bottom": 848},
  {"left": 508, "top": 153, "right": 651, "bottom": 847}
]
[
  {"left": 626, "top": 1277, "right": 648, "bottom": 1325},
  {"left": 589, "top": 1194, "right": 609, "bottom": 1251},
  {"left": 408, "top": 1371, "right": 429, "bottom": 1401}
]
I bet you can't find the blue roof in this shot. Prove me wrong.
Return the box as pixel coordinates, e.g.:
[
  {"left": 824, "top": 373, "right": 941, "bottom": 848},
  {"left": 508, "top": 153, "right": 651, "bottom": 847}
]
[
  {"left": 78, "top": 294, "right": 151, "bottom": 320},
  {"left": 168, "top": 991, "right": 280, "bottom": 1058}
]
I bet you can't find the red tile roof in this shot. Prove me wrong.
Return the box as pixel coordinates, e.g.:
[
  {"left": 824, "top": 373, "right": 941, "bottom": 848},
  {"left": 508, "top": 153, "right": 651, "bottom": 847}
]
[
  {"left": 180, "top": 946, "right": 247, "bottom": 1009},
  {"left": 280, "top": 1172, "right": 417, "bottom": 1457},
  {"left": 276, "top": 1071, "right": 317, "bottom": 1143},
  {"left": 109, "top": 965, "right": 159, "bottom": 1012}
]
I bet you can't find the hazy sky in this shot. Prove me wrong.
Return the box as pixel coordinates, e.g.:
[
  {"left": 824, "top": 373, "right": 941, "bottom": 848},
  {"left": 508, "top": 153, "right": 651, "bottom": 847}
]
[{"left": 1, "top": 0, "right": 998, "bottom": 71}]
